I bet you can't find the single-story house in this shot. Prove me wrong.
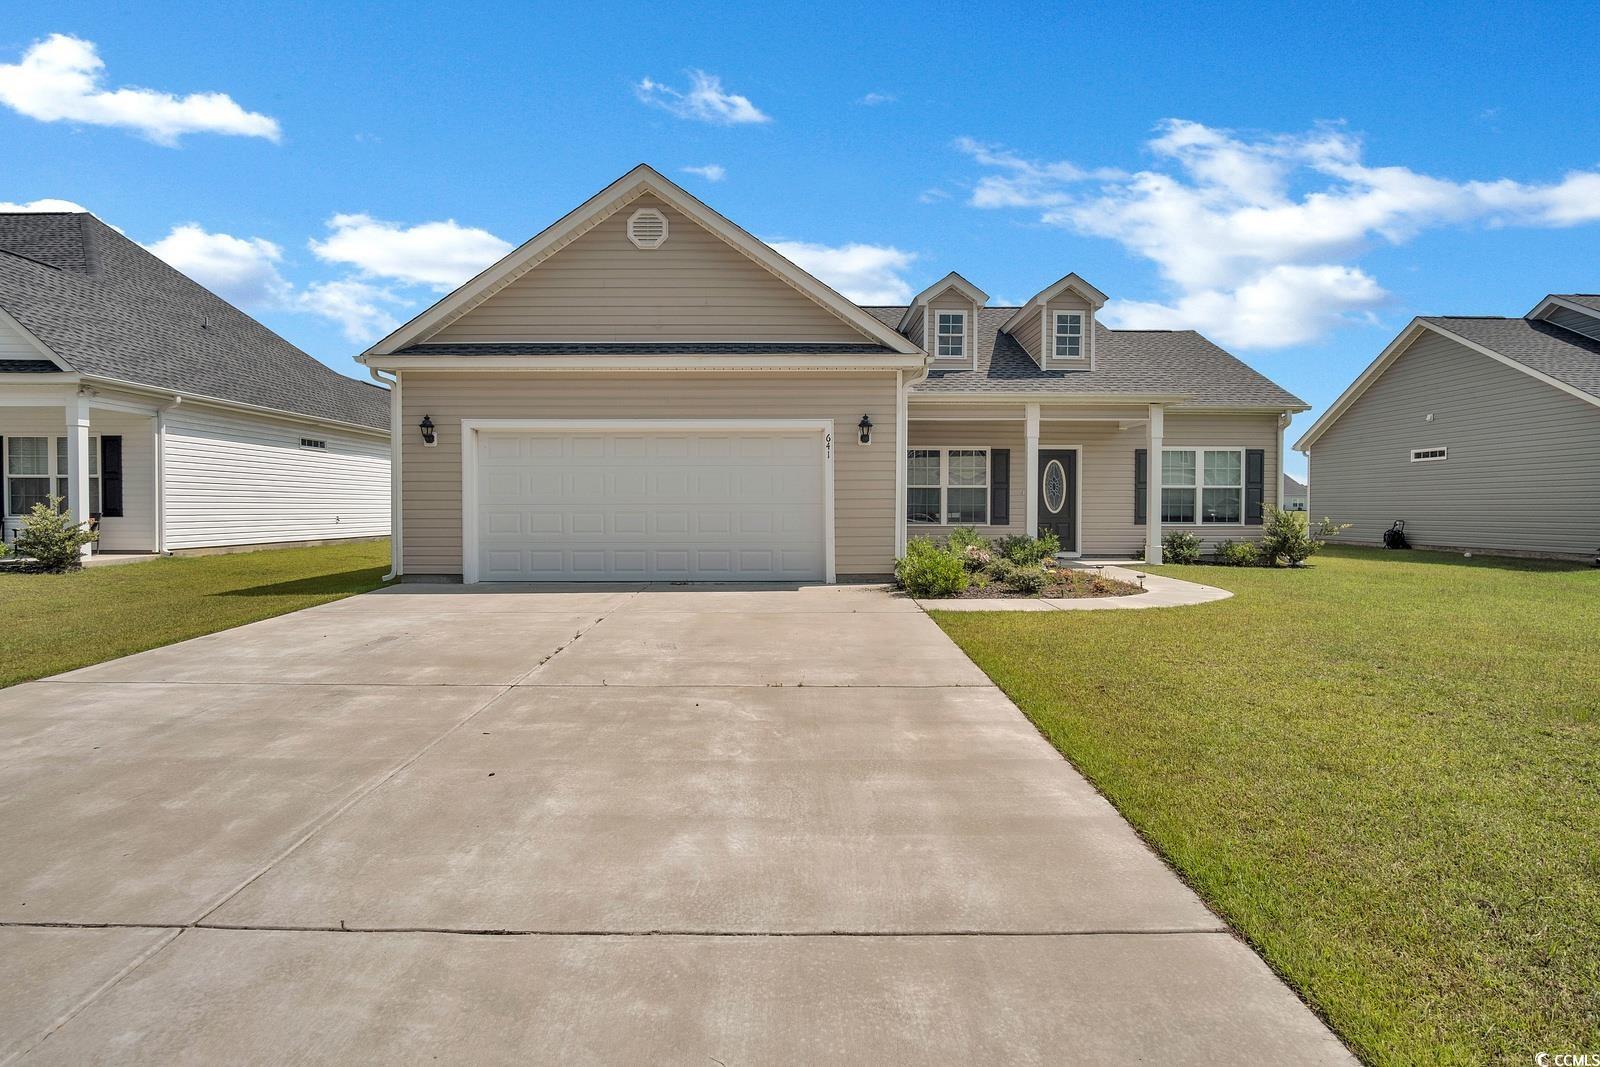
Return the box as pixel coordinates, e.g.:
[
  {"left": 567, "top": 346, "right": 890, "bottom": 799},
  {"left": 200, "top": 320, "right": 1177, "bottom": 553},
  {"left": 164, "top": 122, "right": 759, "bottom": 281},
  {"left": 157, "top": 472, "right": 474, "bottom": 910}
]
[
  {"left": 358, "top": 165, "right": 1307, "bottom": 582},
  {"left": 1282, "top": 473, "right": 1308, "bottom": 511},
  {"left": 1, "top": 212, "right": 390, "bottom": 556},
  {"left": 1294, "top": 293, "right": 1600, "bottom": 559}
]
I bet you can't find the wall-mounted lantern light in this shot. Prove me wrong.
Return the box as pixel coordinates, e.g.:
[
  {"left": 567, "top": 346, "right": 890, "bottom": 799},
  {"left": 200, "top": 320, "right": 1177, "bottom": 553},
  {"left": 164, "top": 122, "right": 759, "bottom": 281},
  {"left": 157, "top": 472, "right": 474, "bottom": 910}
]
[
  {"left": 858, "top": 414, "right": 873, "bottom": 445},
  {"left": 419, "top": 414, "right": 437, "bottom": 446}
]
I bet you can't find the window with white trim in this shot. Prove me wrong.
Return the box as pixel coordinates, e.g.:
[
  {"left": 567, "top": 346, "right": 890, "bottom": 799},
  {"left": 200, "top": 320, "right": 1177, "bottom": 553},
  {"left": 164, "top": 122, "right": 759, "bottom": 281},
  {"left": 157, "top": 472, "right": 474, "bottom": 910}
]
[
  {"left": 935, "top": 312, "right": 966, "bottom": 359},
  {"left": 5, "top": 436, "right": 99, "bottom": 516},
  {"left": 1161, "top": 448, "right": 1242, "bottom": 525},
  {"left": 1053, "top": 312, "right": 1084, "bottom": 359},
  {"left": 1410, "top": 447, "right": 1446, "bottom": 462},
  {"left": 907, "top": 448, "right": 989, "bottom": 524}
]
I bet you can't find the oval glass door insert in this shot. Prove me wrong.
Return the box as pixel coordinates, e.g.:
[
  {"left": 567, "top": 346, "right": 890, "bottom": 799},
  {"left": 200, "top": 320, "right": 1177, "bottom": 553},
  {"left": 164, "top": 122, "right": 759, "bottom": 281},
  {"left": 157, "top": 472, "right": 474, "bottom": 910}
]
[{"left": 1042, "top": 459, "right": 1067, "bottom": 513}]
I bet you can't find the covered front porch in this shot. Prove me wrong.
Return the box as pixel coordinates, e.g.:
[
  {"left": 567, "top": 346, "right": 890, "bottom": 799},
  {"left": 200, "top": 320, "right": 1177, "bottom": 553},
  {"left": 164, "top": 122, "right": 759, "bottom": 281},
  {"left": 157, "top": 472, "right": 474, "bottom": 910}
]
[
  {"left": 900, "top": 398, "right": 1279, "bottom": 564},
  {"left": 2, "top": 386, "right": 159, "bottom": 555}
]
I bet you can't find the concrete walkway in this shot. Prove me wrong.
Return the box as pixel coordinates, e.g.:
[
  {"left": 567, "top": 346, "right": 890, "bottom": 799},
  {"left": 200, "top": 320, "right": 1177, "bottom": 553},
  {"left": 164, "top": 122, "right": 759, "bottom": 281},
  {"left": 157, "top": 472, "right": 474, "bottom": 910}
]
[
  {"left": 921, "top": 566, "right": 1234, "bottom": 612},
  {"left": 0, "top": 583, "right": 1348, "bottom": 1064}
]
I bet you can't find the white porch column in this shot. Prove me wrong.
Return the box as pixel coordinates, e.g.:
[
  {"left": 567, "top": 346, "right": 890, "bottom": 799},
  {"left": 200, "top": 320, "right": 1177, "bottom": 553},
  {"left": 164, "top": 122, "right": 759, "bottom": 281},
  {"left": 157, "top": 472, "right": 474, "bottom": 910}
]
[
  {"left": 66, "top": 392, "right": 92, "bottom": 555},
  {"left": 1145, "top": 403, "right": 1164, "bottom": 564},
  {"left": 1024, "top": 402, "right": 1040, "bottom": 536}
]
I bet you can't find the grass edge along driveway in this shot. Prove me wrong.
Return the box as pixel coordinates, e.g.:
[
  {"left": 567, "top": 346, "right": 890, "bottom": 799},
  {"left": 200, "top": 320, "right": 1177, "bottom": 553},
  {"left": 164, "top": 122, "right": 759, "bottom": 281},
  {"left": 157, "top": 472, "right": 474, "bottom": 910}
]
[
  {"left": 2, "top": 541, "right": 390, "bottom": 688},
  {"left": 931, "top": 547, "right": 1600, "bottom": 1065}
]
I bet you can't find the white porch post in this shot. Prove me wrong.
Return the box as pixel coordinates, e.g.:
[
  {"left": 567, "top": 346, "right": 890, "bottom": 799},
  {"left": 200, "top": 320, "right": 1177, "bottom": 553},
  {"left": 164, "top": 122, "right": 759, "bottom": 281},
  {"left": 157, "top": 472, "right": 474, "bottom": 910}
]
[
  {"left": 894, "top": 371, "right": 908, "bottom": 556},
  {"left": 1024, "top": 402, "right": 1040, "bottom": 537},
  {"left": 1145, "top": 403, "right": 1164, "bottom": 564},
  {"left": 66, "top": 392, "right": 92, "bottom": 555}
]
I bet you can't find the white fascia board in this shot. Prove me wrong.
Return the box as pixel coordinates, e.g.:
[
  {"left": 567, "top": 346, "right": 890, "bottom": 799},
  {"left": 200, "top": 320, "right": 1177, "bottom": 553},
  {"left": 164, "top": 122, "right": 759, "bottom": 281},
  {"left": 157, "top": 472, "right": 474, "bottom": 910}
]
[
  {"left": 1294, "top": 318, "right": 1600, "bottom": 453},
  {"left": 363, "top": 353, "right": 926, "bottom": 373},
  {"left": 1000, "top": 273, "right": 1109, "bottom": 334},
  {"left": 1528, "top": 294, "right": 1600, "bottom": 322},
  {"left": 0, "top": 302, "right": 72, "bottom": 370},
  {"left": 907, "top": 390, "right": 1191, "bottom": 404},
  {"left": 75, "top": 374, "right": 391, "bottom": 439},
  {"left": 907, "top": 271, "right": 989, "bottom": 309},
  {"left": 366, "top": 164, "right": 921, "bottom": 357}
]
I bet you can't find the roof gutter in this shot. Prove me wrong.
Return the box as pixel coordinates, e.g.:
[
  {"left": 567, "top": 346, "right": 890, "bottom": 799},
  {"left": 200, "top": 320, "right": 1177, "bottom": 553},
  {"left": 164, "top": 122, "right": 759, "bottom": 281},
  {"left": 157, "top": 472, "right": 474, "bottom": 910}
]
[
  {"left": 72, "top": 373, "right": 391, "bottom": 438},
  {"left": 359, "top": 353, "right": 928, "bottom": 373}
]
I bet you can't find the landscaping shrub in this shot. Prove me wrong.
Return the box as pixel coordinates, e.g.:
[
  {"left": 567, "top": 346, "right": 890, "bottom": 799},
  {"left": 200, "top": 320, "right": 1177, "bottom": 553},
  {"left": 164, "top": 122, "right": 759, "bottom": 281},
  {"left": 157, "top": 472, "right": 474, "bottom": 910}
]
[
  {"left": 895, "top": 538, "right": 966, "bottom": 597},
  {"left": 996, "top": 530, "right": 1060, "bottom": 566},
  {"left": 1257, "top": 507, "right": 1348, "bottom": 567},
  {"left": 986, "top": 558, "right": 1048, "bottom": 595},
  {"left": 945, "top": 526, "right": 988, "bottom": 553},
  {"left": 11, "top": 498, "right": 98, "bottom": 573},
  {"left": 1160, "top": 529, "right": 1203, "bottom": 564},
  {"left": 1213, "top": 539, "right": 1261, "bottom": 567}
]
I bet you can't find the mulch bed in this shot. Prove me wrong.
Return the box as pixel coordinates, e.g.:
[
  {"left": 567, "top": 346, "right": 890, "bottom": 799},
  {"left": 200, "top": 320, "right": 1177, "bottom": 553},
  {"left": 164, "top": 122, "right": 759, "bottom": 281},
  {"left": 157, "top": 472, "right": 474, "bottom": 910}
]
[{"left": 940, "top": 569, "right": 1144, "bottom": 600}]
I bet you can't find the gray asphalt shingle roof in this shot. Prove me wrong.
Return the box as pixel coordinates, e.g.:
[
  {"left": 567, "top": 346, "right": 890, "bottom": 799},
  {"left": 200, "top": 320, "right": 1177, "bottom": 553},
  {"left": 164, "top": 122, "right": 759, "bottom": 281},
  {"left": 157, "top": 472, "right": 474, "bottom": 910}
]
[
  {"left": 0, "top": 213, "right": 389, "bottom": 430},
  {"left": 1554, "top": 294, "right": 1600, "bottom": 313},
  {"left": 863, "top": 306, "right": 1306, "bottom": 408},
  {"left": 1423, "top": 316, "right": 1600, "bottom": 400}
]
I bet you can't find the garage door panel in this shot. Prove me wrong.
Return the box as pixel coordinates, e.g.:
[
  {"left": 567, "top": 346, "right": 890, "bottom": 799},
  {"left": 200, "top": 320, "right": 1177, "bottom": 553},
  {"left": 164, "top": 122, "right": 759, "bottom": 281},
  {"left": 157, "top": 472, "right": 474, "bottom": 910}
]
[{"left": 475, "top": 429, "right": 826, "bottom": 582}]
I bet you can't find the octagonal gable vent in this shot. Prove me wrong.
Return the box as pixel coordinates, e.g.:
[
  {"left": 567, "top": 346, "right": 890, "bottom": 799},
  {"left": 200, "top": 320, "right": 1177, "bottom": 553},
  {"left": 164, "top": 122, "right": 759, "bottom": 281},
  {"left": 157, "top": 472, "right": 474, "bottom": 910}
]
[{"left": 627, "top": 207, "right": 669, "bottom": 249}]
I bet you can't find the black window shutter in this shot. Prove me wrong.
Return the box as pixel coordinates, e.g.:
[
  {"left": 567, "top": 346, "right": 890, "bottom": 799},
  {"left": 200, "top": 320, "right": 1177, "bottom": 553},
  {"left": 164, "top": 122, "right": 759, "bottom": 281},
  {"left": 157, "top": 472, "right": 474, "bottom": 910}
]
[
  {"left": 1133, "top": 448, "right": 1147, "bottom": 525},
  {"left": 101, "top": 436, "right": 124, "bottom": 518},
  {"left": 1245, "top": 448, "right": 1265, "bottom": 525},
  {"left": 990, "top": 449, "right": 1010, "bottom": 526}
]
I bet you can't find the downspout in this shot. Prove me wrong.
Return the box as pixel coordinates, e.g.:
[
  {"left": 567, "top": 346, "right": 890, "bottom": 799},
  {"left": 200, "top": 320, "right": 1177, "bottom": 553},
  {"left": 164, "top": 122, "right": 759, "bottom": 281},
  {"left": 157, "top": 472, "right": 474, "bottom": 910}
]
[
  {"left": 896, "top": 351, "right": 934, "bottom": 558},
  {"left": 369, "top": 367, "right": 401, "bottom": 581},
  {"left": 154, "top": 396, "right": 181, "bottom": 554}
]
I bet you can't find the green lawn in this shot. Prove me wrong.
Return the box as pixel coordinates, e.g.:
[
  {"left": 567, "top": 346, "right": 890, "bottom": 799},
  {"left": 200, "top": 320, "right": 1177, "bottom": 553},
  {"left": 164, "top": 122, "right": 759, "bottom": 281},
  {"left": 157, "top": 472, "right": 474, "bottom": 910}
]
[
  {"left": 931, "top": 546, "right": 1600, "bottom": 1064},
  {"left": 1, "top": 541, "right": 390, "bottom": 688}
]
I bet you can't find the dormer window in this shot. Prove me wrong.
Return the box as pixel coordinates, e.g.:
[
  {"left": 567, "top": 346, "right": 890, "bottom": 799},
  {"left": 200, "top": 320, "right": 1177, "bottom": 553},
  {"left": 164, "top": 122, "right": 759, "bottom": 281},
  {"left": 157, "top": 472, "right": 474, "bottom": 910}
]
[
  {"left": 936, "top": 312, "right": 967, "bottom": 359},
  {"left": 1054, "top": 312, "right": 1084, "bottom": 359}
]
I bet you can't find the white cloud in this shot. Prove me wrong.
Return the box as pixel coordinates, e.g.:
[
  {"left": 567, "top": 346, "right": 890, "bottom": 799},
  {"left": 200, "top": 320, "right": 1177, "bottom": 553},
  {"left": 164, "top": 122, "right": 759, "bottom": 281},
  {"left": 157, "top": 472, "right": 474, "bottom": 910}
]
[
  {"left": 0, "top": 197, "right": 87, "bottom": 212},
  {"left": 681, "top": 163, "right": 727, "bottom": 182},
  {"left": 857, "top": 92, "right": 896, "bottom": 106},
  {"left": 144, "top": 224, "right": 292, "bottom": 308},
  {"left": 296, "top": 278, "right": 405, "bottom": 343},
  {"left": 1103, "top": 265, "right": 1386, "bottom": 349},
  {"left": 634, "top": 71, "right": 770, "bottom": 125},
  {"left": 767, "top": 240, "right": 916, "bottom": 304},
  {"left": 958, "top": 121, "right": 1600, "bottom": 347},
  {"left": 0, "top": 34, "right": 280, "bottom": 145},
  {"left": 308, "top": 213, "right": 511, "bottom": 290}
]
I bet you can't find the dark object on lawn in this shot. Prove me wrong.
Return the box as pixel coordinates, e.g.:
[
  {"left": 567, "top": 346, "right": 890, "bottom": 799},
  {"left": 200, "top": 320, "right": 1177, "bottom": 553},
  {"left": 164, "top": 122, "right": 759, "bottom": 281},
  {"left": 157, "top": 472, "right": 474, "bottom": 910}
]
[{"left": 1383, "top": 521, "right": 1411, "bottom": 550}]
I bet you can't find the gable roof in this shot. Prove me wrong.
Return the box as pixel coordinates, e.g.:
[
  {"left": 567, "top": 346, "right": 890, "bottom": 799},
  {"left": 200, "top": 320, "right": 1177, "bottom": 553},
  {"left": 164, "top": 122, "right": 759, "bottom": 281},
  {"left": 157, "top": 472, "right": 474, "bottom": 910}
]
[
  {"left": 0, "top": 213, "right": 389, "bottom": 430},
  {"left": 866, "top": 306, "right": 1306, "bottom": 407},
  {"left": 1000, "top": 273, "right": 1108, "bottom": 334},
  {"left": 1294, "top": 315, "right": 1600, "bottom": 451},
  {"left": 1545, "top": 293, "right": 1600, "bottom": 314},
  {"left": 364, "top": 165, "right": 921, "bottom": 358},
  {"left": 1283, "top": 473, "right": 1307, "bottom": 495}
]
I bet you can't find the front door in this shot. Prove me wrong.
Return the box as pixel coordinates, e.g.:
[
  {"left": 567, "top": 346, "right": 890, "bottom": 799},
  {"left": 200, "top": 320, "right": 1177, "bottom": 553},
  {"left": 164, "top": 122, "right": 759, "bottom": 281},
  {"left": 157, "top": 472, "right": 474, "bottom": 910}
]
[{"left": 1036, "top": 450, "right": 1077, "bottom": 553}]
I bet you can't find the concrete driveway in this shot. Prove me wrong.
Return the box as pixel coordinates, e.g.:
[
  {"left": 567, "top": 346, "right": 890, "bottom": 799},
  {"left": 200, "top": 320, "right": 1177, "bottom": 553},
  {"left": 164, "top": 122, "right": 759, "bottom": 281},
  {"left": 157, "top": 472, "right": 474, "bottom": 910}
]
[{"left": 1, "top": 583, "right": 1350, "bottom": 1064}]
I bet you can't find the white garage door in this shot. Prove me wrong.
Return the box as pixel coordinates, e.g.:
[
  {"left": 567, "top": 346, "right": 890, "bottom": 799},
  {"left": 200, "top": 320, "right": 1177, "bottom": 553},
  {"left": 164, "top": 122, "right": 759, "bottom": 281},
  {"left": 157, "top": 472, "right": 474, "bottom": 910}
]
[{"left": 473, "top": 427, "right": 827, "bottom": 582}]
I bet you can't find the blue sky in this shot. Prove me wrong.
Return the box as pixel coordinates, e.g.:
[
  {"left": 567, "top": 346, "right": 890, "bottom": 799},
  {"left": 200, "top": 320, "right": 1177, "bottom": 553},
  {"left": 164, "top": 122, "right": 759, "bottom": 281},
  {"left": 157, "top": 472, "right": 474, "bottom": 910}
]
[{"left": 4, "top": 1, "right": 1598, "bottom": 476}]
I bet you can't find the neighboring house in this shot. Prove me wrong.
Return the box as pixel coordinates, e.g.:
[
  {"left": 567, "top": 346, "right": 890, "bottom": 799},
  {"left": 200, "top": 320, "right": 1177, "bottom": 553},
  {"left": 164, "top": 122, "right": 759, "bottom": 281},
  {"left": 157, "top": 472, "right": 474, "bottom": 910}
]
[
  {"left": 1282, "top": 473, "right": 1309, "bottom": 511},
  {"left": 1294, "top": 294, "right": 1600, "bottom": 559},
  {"left": 1, "top": 212, "right": 390, "bottom": 555},
  {"left": 358, "top": 165, "right": 1307, "bottom": 582}
]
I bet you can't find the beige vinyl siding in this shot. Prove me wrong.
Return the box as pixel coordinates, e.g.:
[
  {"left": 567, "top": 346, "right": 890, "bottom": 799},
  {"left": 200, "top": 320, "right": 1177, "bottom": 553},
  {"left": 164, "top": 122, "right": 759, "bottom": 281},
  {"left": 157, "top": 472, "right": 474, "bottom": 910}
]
[
  {"left": 907, "top": 410, "right": 1281, "bottom": 554},
  {"left": 906, "top": 420, "right": 1026, "bottom": 538},
  {"left": 1061, "top": 412, "right": 1280, "bottom": 556},
  {"left": 1308, "top": 330, "right": 1600, "bottom": 557},
  {"left": 903, "top": 306, "right": 925, "bottom": 348},
  {"left": 1044, "top": 294, "right": 1093, "bottom": 368},
  {"left": 1009, "top": 307, "right": 1044, "bottom": 367},
  {"left": 1543, "top": 305, "right": 1600, "bottom": 343},
  {"left": 926, "top": 290, "right": 979, "bottom": 368},
  {"left": 163, "top": 406, "right": 390, "bottom": 550},
  {"left": 429, "top": 196, "right": 868, "bottom": 344},
  {"left": 399, "top": 372, "right": 899, "bottom": 576},
  {"left": 0, "top": 315, "right": 47, "bottom": 362}
]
